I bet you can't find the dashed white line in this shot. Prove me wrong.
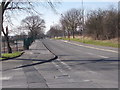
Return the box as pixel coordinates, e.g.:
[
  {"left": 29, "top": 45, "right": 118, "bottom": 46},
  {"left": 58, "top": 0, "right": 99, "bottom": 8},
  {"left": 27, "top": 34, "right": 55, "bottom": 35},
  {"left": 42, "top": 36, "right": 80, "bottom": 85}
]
[
  {"left": 52, "top": 62, "right": 68, "bottom": 75},
  {"left": 53, "top": 59, "right": 92, "bottom": 83},
  {"left": 87, "top": 52, "right": 109, "bottom": 58},
  {"left": 0, "top": 77, "right": 12, "bottom": 80},
  {"left": 83, "top": 80, "right": 91, "bottom": 82},
  {"left": 57, "top": 59, "right": 72, "bottom": 70},
  {"left": 88, "top": 71, "right": 97, "bottom": 74},
  {"left": 98, "top": 55, "right": 109, "bottom": 58}
]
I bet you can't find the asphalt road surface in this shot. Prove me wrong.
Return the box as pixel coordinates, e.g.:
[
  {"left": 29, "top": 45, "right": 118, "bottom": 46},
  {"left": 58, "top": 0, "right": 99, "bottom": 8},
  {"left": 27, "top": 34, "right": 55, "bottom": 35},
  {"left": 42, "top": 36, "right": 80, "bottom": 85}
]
[{"left": 1, "top": 39, "right": 119, "bottom": 89}]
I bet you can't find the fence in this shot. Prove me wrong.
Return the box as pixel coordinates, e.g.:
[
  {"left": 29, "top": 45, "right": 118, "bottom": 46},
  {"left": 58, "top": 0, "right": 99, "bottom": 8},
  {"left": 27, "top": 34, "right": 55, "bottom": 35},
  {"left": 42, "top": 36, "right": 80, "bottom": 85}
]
[
  {"left": 23, "top": 37, "right": 35, "bottom": 50},
  {"left": 2, "top": 40, "right": 24, "bottom": 53},
  {"left": 2, "top": 36, "right": 35, "bottom": 53}
]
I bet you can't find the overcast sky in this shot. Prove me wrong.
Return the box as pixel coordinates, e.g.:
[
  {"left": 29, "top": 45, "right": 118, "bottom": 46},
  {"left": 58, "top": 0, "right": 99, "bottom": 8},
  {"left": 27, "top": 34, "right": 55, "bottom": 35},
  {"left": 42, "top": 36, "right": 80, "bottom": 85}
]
[{"left": 4, "top": 0, "right": 118, "bottom": 36}]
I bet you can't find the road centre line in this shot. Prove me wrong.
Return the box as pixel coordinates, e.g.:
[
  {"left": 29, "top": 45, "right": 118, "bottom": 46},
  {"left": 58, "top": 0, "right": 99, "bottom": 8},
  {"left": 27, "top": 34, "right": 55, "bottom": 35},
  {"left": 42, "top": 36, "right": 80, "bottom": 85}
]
[
  {"left": 53, "top": 59, "right": 93, "bottom": 83},
  {"left": 63, "top": 41, "right": 118, "bottom": 53},
  {"left": 0, "top": 77, "right": 12, "bottom": 80},
  {"left": 57, "top": 59, "right": 72, "bottom": 70},
  {"left": 98, "top": 55, "right": 109, "bottom": 59},
  {"left": 52, "top": 61, "right": 76, "bottom": 82},
  {"left": 87, "top": 52, "right": 109, "bottom": 58},
  {"left": 52, "top": 62, "right": 68, "bottom": 75}
]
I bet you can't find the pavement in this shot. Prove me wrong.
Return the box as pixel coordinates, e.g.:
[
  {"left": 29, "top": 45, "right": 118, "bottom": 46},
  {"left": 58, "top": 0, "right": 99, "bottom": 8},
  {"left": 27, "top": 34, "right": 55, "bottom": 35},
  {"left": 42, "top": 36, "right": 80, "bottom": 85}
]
[
  {"left": 2, "top": 40, "right": 55, "bottom": 88},
  {"left": 1, "top": 39, "right": 119, "bottom": 89}
]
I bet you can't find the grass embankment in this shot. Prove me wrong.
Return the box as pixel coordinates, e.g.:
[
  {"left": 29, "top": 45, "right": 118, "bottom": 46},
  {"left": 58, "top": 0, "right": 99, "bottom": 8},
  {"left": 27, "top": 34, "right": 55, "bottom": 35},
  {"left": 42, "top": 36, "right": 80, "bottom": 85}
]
[
  {"left": 0, "top": 52, "right": 23, "bottom": 60},
  {"left": 55, "top": 37, "right": 119, "bottom": 48}
]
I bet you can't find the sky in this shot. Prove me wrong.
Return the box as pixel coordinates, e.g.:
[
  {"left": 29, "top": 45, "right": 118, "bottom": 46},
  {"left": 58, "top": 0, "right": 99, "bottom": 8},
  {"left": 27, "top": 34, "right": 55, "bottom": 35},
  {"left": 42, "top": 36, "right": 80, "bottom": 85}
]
[{"left": 3, "top": 0, "right": 119, "bottom": 36}]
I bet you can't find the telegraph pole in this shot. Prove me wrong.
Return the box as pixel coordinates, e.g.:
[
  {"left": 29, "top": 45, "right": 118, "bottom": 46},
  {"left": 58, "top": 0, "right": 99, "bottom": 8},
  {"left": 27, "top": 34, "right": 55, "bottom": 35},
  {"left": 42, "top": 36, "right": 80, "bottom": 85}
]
[{"left": 81, "top": 0, "right": 84, "bottom": 43}]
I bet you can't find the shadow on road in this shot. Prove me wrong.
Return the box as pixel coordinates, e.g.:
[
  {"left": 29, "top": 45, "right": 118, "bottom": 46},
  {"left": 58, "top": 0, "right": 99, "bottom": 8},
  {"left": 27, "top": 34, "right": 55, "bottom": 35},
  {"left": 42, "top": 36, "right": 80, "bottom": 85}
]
[
  {"left": 3, "top": 55, "right": 58, "bottom": 71},
  {"left": 11, "top": 58, "right": 49, "bottom": 61},
  {"left": 3, "top": 55, "right": 118, "bottom": 71},
  {"left": 29, "top": 49, "right": 47, "bottom": 50}
]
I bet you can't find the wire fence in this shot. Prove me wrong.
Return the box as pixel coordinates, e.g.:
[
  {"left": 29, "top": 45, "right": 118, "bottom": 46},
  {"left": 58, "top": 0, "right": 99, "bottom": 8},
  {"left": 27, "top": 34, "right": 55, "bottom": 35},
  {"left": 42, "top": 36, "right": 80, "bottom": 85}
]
[
  {"left": 2, "top": 40, "right": 24, "bottom": 53},
  {"left": 2, "top": 36, "right": 35, "bottom": 53}
]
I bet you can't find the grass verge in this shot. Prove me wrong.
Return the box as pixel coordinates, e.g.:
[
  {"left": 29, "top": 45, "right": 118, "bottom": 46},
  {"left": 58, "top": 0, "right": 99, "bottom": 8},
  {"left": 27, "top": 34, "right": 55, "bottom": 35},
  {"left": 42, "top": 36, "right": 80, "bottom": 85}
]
[
  {"left": 1, "top": 52, "right": 24, "bottom": 60},
  {"left": 55, "top": 37, "right": 119, "bottom": 48}
]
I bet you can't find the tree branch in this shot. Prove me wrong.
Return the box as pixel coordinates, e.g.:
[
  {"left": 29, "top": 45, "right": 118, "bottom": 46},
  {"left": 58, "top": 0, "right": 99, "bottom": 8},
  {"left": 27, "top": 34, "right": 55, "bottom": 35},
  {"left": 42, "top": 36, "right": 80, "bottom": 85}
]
[{"left": 6, "top": 7, "right": 30, "bottom": 10}]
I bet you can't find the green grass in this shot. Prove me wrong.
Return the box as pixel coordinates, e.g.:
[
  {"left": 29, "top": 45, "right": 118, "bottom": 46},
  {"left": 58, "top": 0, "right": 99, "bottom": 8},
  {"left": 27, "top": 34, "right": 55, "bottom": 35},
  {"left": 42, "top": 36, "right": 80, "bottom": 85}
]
[
  {"left": 1, "top": 52, "right": 23, "bottom": 60},
  {"left": 55, "top": 37, "right": 119, "bottom": 48},
  {"left": 0, "top": 58, "right": 3, "bottom": 60}
]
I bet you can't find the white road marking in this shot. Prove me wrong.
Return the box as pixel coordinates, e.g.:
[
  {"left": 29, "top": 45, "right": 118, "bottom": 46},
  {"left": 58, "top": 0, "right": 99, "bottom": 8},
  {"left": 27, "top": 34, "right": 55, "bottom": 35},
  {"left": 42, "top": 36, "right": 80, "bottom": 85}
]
[
  {"left": 0, "top": 77, "right": 12, "bottom": 80},
  {"left": 87, "top": 52, "right": 109, "bottom": 58},
  {"left": 83, "top": 80, "right": 91, "bottom": 82},
  {"left": 63, "top": 41, "right": 118, "bottom": 53},
  {"left": 88, "top": 71, "right": 97, "bottom": 74},
  {"left": 14, "top": 68, "right": 23, "bottom": 70},
  {"left": 98, "top": 55, "right": 109, "bottom": 58},
  {"left": 52, "top": 62, "right": 68, "bottom": 75},
  {"left": 57, "top": 59, "right": 72, "bottom": 70},
  {"left": 52, "top": 60, "right": 91, "bottom": 83}
]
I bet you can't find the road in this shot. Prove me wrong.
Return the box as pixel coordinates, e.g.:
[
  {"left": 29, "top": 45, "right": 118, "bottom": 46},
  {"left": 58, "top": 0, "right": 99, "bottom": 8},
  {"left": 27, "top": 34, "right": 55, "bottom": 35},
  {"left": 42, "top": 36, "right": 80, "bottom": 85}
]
[{"left": 1, "top": 39, "right": 119, "bottom": 89}]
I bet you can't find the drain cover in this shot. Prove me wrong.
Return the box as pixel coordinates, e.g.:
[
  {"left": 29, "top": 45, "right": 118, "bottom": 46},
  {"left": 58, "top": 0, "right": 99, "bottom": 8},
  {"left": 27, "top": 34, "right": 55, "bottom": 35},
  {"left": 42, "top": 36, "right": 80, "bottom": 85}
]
[
  {"left": 33, "top": 52, "right": 40, "bottom": 54},
  {"left": 54, "top": 74, "right": 70, "bottom": 79}
]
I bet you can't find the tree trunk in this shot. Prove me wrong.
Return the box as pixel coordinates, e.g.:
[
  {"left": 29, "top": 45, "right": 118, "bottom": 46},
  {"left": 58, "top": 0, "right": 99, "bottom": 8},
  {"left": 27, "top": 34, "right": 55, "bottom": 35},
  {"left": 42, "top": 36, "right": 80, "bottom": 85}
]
[
  {"left": 2, "top": 26, "right": 12, "bottom": 53},
  {"left": 0, "top": 4, "right": 2, "bottom": 57},
  {"left": 72, "top": 29, "right": 75, "bottom": 38},
  {"left": 1, "top": 1, "right": 12, "bottom": 53},
  {"left": 67, "top": 30, "right": 70, "bottom": 41},
  {"left": 67, "top": 30, "right": 70, "bottom": 38},
  {"left": 63, "top": 30, "right": 66, "bottom": 38},
  {"left": 6, "top": 36, "right": 12, "bottom": 53}
]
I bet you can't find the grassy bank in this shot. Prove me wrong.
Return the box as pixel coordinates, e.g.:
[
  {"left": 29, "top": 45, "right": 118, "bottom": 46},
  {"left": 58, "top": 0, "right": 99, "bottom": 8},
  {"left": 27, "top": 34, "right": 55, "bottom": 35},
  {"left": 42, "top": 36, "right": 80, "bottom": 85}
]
[
  {"left": 55, "top": 37, "right": 119, "bottom": 48},
  {"left": 1, "top": 52, "right": 23, "bottom": 60}
]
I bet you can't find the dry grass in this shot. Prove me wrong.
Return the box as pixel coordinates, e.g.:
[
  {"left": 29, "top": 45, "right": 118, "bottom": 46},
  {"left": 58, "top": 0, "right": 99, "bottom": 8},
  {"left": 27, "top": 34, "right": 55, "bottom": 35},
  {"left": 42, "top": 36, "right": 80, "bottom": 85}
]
[
  {"left": 55, "top": 36, "right": 119, "bottom": 48},
  {"left": 75, "top": 36, "right": 118, "bottom": 44}
]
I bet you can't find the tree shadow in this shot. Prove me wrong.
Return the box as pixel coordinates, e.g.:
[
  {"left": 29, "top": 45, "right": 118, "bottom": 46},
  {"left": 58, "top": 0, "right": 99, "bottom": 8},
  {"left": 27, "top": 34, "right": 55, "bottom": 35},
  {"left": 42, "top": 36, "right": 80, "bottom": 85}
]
[
  {"left": 3, "top": 56, "right": 119, "bottom": 71},
  {"left": 3, "top": 56, "right": 58, "bottom": 71},
  {"left": 29, "top": 49, "right": 46, "bottom": 51},
  {"left": 61, "top": 58, "right": 119, "bottom": 71},
  {"left": 14, "top": 58, "right": 47, "bottom": 61},
  {"left": 61, "top": 58, "right": 119, "bottom": 63}
]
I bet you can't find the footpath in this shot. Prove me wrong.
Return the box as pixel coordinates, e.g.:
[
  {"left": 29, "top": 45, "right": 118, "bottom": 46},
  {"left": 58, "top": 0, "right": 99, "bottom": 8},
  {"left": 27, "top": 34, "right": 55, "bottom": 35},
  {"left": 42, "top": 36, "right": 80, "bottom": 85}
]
[{"left": 2, "top": 39, "right": 55, "bottom": 88}]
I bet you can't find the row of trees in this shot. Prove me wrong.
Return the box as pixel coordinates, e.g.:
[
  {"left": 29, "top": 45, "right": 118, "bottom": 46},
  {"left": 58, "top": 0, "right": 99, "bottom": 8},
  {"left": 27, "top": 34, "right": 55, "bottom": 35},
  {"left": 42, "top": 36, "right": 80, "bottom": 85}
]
[
  {"left": 47, "top": 8, "right": 83, "bottom": 38},
  {"left": 86, "top": 8, "right": 118, "bottom": 40},
  {"left": 47, "top": 7, "right": 119, "bottom": 40},
  {"left": 47, "top": 24, "right": 63, "bottom": 38}
]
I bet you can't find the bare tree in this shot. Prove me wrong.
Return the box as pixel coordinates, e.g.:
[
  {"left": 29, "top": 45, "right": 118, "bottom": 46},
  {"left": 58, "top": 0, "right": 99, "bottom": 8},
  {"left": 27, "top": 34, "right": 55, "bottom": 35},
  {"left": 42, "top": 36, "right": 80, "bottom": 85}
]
[
  {"left": 47, "top": 24, "right": 63, "bottom": 38},
  {"left": 60, "top": 8, "right": 83, "bottom": 38},
  {"left": 0, "top": 0, "right": 59, "bottom": 53},
  {"left": 85, "top": 8, "right": 118, "bottom": 40},
  {"left": 119, "top": 2, "right": 120, "bottom": 42},
  {"left": 21, "top": 15, "right": 45, "bottom": 39},
  {"left": 60, "top": 17, "right": 74, "bottom": 38}
]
